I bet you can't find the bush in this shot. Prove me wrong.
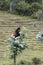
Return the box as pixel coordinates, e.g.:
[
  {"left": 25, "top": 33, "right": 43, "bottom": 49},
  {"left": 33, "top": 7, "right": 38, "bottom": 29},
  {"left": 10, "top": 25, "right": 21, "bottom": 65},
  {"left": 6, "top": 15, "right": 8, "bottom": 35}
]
[
  {"left": 14, "top": 1, "right": 33, "bottom": 16},
  {"left": 0, "top": 0, "right": 11, "bottom": 10},
  {"left": 0, "top": 0, "right": 42, "bottom": 16},
  {"left": 31, "top": 13, "right": 37, "bottom": 19},
  {"left": 32, "top": 57, "right": 41, "bottom": 65},
  {"left": 14, "top": 1, "right": 41, "bottom": 16},
  {"left": 25, "top": 0, "right": 40, "bottom": 3},
  {"left": 31, "top": 2, "right": 41, "bottom": 12},
  {"left": 18, "top": 60, "right": 32, "bottom": 65}
]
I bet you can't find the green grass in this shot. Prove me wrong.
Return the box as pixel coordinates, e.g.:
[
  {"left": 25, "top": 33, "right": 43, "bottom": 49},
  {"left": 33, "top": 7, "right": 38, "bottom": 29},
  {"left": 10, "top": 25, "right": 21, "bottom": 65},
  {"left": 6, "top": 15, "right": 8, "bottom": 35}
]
[{"left": 0, "top": 11, "right": 43, "bottom": 65}]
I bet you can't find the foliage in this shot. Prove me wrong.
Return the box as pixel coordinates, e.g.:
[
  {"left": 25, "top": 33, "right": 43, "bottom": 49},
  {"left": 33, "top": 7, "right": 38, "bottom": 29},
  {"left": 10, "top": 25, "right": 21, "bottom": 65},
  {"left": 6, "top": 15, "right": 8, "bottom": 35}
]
[
  {"left": 31, "top": 2, "right": 41, "bottom": 12},
  {"left": 14, "top": 1, "right": 41, "bottom": 16},
  {"left": 31, "top": 13, "right": 37, "bottom": 19},
  {"left": 0, "top": 0, "right": 42, "bottom": 16},
  {"left": 25, "top": 0, "right": 41, "bottom": 3},
  {"left": 0, "top": 0, "right": 11, "bottom": 10},
  {"left": 6, "top": 27, "right": 28, "bottom": 65},
  {"left": 32, "top": 57, "right": 41, "bottom": 65},
  {"left": 18, "top": 60, "right": 32, "bottom": 65},
  {"left": 14, "top": 1, "right": 30, "bottom": 16},
  {"left": 7, "top": 27, "right": 28, "bottom": 58},
  {"left": 14, "top": 1, "right": 31, "bottom": 15}
]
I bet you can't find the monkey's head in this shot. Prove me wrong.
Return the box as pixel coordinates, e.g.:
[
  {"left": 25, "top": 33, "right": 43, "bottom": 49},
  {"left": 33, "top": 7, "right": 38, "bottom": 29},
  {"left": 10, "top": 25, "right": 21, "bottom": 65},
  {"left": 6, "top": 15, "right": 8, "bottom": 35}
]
[{"left": 16, "top": 27, "right": 20, "bottom": 32}]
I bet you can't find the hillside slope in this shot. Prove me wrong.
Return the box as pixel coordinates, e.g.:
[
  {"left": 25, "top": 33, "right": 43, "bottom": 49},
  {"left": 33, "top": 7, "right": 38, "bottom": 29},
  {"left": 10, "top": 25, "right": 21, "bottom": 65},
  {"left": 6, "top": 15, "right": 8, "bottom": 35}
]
[{"left": 0, "top": 11, "right": 43, "bottom": 65}]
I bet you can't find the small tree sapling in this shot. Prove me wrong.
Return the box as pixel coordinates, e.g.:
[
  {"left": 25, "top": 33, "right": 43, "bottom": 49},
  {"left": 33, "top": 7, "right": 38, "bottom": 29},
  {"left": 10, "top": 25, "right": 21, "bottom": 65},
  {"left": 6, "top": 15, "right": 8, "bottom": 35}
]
[{"left": 7, "top": 27, "right": 28, "bottom": 65}]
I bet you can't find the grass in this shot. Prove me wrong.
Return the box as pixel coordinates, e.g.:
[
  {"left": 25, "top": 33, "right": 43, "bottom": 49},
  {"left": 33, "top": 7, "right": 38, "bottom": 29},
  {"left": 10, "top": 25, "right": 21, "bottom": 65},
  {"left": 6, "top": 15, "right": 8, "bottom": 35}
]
[{"left": 0, "top": 11, "right": 43, "bottom": 65}]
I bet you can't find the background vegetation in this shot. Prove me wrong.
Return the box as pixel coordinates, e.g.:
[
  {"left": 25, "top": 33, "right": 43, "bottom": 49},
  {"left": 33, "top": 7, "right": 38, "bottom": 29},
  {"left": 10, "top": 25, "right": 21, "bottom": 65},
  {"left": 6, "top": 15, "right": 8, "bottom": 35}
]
[{"left": 0, "top": 0, "right": 42, "bottom": 16}]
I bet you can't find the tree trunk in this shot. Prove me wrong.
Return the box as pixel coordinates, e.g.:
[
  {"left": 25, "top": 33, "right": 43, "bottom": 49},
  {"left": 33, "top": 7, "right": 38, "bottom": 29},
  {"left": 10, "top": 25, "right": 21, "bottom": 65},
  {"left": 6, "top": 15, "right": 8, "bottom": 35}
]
[{"left": 14, "top": 54, "right": 17, "bottom": 65}]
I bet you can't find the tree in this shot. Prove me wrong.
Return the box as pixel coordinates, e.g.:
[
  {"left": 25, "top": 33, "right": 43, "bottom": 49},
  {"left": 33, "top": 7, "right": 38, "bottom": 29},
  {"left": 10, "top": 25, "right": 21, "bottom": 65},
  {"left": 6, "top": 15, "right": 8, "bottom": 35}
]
[
  {"left": 9, "top": 0, "right": 22, "bottom": 12},
  {"left": 0, "top": 0, "right": 11, "bottom": 10},
  {"left": 7, "top": 27, "right": 28, "bottom": 65}
]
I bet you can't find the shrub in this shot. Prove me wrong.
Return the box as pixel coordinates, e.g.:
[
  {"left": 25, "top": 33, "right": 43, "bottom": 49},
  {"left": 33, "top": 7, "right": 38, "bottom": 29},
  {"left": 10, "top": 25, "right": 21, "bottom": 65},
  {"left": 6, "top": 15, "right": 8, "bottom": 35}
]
[
  {"left": 25, "top": 0, "right": 41, "bottom": 3},
  {"left": 14, "top": 1, "right": 33, "bottom": 16},
  {"left": 0, "top": 0, "right": 11, "bottom": 10},
  {"left": 7, "top": 27, "right": 28, "bottom": 65},
  {"left": 18, "top": 60, "right": 32, "bottom": 65},
  {"left": 31, "top": 13, "right": 37, "bottom": 19},
  {"left": 14, "top": 1, "right": 41, "bottom": 16},
  {"left": 32, "top": 57, "right": 41, "bottom": 65},
  {"left": 0, "top": 0, "right": 42, "bottom": 16},
  {"left": 31, "top": 2, "right": 41, "bottom": 12}
]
